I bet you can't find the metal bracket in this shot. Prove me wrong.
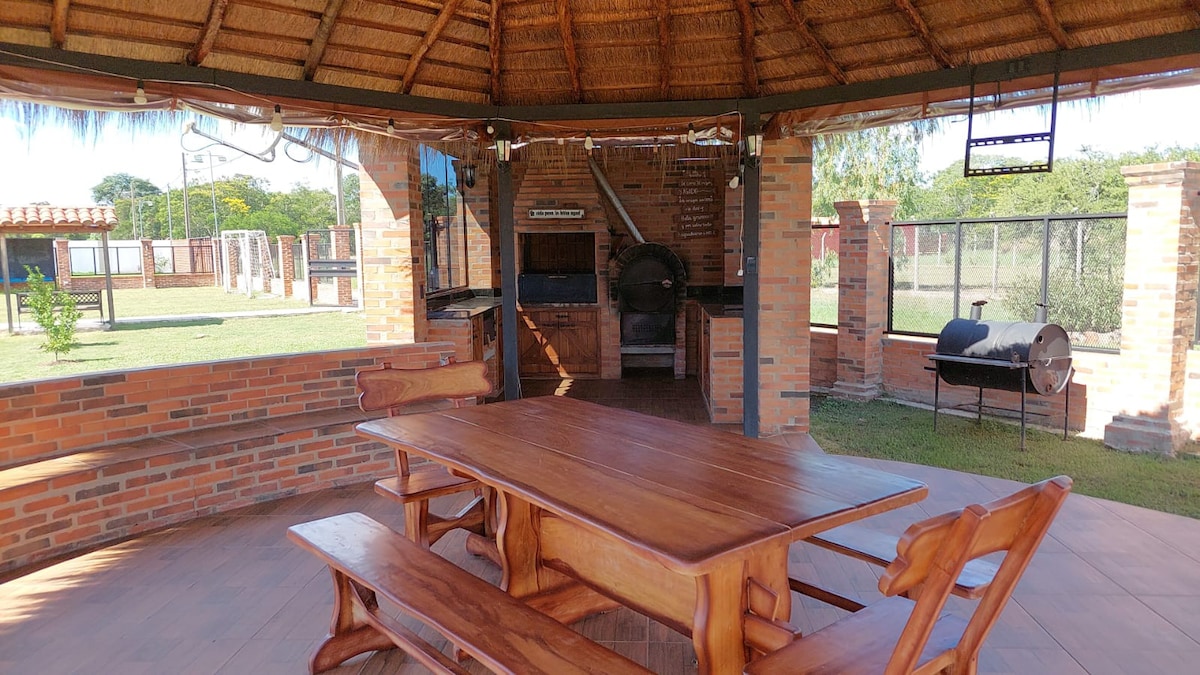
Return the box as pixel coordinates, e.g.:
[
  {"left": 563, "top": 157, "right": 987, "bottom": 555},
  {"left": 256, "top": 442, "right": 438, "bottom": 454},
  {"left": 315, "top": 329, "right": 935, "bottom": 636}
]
[{"left": 963, "top": 63, "right": 1060, "bottom": 178}]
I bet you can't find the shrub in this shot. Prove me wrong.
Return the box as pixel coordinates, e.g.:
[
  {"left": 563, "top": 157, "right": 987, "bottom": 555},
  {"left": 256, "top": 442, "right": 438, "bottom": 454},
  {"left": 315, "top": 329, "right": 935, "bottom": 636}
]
[
  {"left": 1001, "top": 268, "right": 1123, "bottom": 333},
  {"left": 23, "top": 266, "right": 82, "bottom": 361},
  {"left": 811, "top": 250, "right": 839, "bottom": 288}
]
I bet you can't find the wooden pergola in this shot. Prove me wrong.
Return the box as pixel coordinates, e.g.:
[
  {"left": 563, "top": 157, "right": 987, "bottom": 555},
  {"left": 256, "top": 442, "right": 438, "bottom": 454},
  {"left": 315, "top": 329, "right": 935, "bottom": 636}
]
[
  {"left": 2, "top": 0, "right": 1199, "bottom": 433},
  {"left": 0, "top": 206, "right": 118, "bottom": 334}
]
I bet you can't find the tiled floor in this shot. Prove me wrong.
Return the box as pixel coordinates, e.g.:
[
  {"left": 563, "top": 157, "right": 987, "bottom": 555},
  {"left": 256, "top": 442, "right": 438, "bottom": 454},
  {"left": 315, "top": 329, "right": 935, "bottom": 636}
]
[{"left": 2, "top": 372, "right": 1198, "bottom": 674}]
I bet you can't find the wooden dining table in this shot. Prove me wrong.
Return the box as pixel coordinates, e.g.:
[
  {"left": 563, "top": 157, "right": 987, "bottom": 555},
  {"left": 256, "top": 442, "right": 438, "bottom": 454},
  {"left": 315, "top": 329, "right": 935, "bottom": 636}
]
[{"left": 356, "top": 395, "right": 927, "bottom": 674}]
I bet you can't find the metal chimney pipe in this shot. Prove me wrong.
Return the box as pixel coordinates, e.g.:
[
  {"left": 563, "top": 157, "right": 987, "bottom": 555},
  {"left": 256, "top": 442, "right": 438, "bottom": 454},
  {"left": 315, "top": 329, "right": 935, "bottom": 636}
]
[
  {"left": 969, "top": 299, "right": 987, "bottom": 321},
  {"left": 588, "top": 156, "right": 645, "bottom": 244},
  {"left": 1034, "top": 303, "right": 1048, "bottom": 323}
]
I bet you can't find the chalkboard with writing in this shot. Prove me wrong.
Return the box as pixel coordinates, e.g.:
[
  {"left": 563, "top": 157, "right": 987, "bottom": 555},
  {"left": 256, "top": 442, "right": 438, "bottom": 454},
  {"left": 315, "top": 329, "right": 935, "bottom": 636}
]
[{"left": 673, "top": 172, "right": 721, "bottom": 240}]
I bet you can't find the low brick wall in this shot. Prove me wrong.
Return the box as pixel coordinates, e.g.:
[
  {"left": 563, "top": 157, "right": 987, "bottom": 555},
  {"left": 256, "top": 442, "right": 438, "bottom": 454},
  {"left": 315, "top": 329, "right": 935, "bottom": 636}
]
[
  {"left": 811, "top": 327, "right": 837, "bottom": 388},
  {"left": 0, "top": 342, "right": 456, "bottom": 575}
]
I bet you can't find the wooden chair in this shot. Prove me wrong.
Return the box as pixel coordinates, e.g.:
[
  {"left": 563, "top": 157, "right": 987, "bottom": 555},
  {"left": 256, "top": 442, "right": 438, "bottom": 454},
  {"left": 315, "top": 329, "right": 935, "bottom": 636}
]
[
  {"left": 747, "top": 476, "right": 1072, "bottom": 675},
  {"left": 356, "top": 360, "right": 493, "bottom": 549}
]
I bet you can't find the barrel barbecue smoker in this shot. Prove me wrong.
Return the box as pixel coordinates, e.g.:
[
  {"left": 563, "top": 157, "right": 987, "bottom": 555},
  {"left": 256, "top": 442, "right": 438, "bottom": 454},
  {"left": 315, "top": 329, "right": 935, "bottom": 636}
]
[{"left": 929, "top": 301, "right": 1073, "bottom": 450}]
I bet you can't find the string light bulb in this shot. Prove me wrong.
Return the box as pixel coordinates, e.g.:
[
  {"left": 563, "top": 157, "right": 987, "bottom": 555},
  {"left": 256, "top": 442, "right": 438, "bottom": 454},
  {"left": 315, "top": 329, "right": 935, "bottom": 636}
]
[
  {"left": 687, "top": 123, "right": 697, "bottom": 144},
  {"left": 133, "top": 81, "right": 147, "bottom": 105},
  {"left": 270, "top": 105, "right": 283, "bottom": 132},
  {"left": 387, "top": 118, "right": 396, "bottom": 135},
  {"left": 584, "top": 132, "right": 594, "bottom": 152},
  {"left": 728, "top": 173, "right": 740, "bottom": 189}
]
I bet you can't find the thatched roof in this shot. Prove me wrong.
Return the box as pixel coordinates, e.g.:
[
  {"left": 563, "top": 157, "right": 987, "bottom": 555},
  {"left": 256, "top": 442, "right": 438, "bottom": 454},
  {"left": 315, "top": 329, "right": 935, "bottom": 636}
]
[
  {"left": 0, "top": 206, "right": 117, "bottom": 234},
  {"left": 1, "top": 1, "right": 1199, "bottom": 142}
]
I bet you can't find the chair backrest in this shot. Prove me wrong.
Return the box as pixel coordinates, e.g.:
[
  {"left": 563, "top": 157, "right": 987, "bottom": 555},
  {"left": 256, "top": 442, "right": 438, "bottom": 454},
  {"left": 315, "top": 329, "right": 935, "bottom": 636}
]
[
  {"left": 878, "top": 475, "right": 1072, "bottom": 674},
  {"left": 356, "top": 361, "right": 493, "bottom": 415}
]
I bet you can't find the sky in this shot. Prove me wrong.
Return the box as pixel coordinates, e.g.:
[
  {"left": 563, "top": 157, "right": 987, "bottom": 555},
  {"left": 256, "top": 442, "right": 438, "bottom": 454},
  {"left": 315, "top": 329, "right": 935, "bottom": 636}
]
[{"left": 1, "top": 84, "right": 1199, "bottom": 207}]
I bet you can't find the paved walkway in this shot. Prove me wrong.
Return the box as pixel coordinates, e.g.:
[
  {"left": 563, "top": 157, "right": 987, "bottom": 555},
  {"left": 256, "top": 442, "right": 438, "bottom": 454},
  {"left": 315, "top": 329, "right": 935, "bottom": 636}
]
[{"left": 1, "top": 374, "right": 1196, "bottom": 674}]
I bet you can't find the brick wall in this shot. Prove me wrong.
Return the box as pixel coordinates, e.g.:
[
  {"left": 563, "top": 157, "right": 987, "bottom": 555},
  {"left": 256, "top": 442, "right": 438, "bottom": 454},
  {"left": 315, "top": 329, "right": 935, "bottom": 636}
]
[
  {"left": 707, "top": 314, "right": 745, "bottom": 423},
  {"left": 0, "top": 343, "right": 454, "bottom": 467},
  {"left": 811, "top": 327, "right": 837, "bottom": 388}
]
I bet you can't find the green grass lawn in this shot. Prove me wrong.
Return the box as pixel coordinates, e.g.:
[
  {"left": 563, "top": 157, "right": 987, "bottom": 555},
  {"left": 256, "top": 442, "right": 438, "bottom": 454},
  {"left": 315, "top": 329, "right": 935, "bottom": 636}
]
[
  {"left": 811, "top": 396, "right": 1200, "bottom": 519},
  {"left": 0, "top": 312, "right": 367, "bottom": 383}
]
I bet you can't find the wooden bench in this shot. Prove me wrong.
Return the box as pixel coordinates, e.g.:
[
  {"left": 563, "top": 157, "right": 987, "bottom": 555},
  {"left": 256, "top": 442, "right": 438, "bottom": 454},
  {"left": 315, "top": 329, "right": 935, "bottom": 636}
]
[
  {"left": 791, "top": 523, "right": 999, "bottom": 611},
  {"left": 16, "top": 289, "right": 104, "bottom": 322},
  {"left": 288, "top": 512, "right": 653, "bottom": 675}
]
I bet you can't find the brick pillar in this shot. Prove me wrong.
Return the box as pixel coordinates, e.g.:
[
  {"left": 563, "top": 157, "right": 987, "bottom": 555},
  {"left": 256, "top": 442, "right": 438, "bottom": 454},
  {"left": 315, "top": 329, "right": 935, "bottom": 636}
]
[
  {"left": 757, "top": 136, "right": 813, "bottom": 435},
  {"left": 305, "top": 233, "right": 317, "bottom": 301},
  {"left": 361, "top": 141, "right": 427, "bottom": 344},
  {"left": 1103, "top": 161, "right": 1200, "bottom": 455},
  {"left": 278, "top": 235, "right": 295, "bottom": 298},
  {"left": 54, "top": 239, "right": 71, "bottom": 289},
  {"left": 831, "top": 200, "right": 896, "bottom": 400},
  {"left": 331, "top": 227, "right": 353, "bottom": 306},
  {"left": 139, "top": 239, "right": 156, "bottom": 289}
]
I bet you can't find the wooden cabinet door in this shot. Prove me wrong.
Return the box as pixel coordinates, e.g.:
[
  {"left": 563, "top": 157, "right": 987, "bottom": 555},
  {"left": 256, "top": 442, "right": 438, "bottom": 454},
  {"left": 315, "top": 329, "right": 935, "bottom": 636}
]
[
  {"left": 552, "top": 310, "right": 599, "bottom": 376},
  {"left": 517, "top": 309, "right": 599, "bottom": 377}
]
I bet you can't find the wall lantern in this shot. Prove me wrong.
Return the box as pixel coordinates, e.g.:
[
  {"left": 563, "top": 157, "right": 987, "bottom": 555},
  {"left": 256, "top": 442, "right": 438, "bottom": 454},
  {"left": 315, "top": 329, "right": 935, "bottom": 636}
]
[
  {"left": 462, "top": 164, "right": 477, "bottom": 189},
  {"left": 745, "top": 131, "right": 764, "bottom": 160},
  {"left": 495, "top": 138, "right": 512, "bottom": 163}
]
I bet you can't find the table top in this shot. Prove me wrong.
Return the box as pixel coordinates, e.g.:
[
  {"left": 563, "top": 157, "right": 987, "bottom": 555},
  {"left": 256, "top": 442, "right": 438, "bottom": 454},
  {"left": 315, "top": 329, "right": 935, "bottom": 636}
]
[{"left": 357, "top": 396, "right": 926, "bottom": 575}]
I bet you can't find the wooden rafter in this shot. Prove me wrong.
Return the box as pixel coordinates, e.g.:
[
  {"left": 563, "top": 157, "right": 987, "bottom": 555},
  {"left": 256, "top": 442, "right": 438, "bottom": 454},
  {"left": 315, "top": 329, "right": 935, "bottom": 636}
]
[
  {"left": 778, "top": 0, "right": 846, "bottom": 85},
  {"left": 893, "top": 0, "right": 952, "bottom": 68},
  {"left": 657, "top": 0, "right": 671, "bottom": 99},
  {"left": 490, "top": 0, "right": 503, "bottom": 105},
  {"left": 734, "top": 0, "right": 759, "bottom": 97},
  {"left": 401, "top": 0, "right": 464, "bottom": 94},
  {"left": 303, "top": 0, "right": 347, "bottom": 81},
  {"left": 1028, "top": 0, "right": 1069, "bottom": 49},
  {"left": 556, "top": 0, "right": 582, "bottom": 102},
  {"left": 186, "top": 0, "right": 231, "bottom": 67},
  {"left": 1188, "top": 0, "right": 1200, "bottom": 21},
  {"left": 50, "top": 0, "right": 70, "bottom": 49}
]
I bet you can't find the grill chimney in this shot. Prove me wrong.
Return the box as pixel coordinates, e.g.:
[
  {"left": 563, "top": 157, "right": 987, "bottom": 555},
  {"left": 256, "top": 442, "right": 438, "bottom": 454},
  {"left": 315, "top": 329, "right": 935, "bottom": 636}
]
[
  {"left": 969, "top": 300, "right": 987, "bottom": 321},
  {"left": 1034, "top": 303, "right": 1048, "bottom": 323}
]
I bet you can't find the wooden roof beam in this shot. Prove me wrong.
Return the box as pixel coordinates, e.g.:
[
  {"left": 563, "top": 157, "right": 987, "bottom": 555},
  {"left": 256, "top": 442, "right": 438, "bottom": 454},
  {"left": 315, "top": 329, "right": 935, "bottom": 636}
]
[
  {"left": 1027, "top": 0, "right": 1069, "bottom": 50},
  {"left": 490, "top": 0, "right": 503, "bottom": 105},
  {"left": 401, "top": 0, "right": 463, "bottom": 94},
  {"left": 50, "top": 0, "right": 70, "bottom": 49},
  {"left": 778, "top": 0, "right": 847, "bottom": 85},
  {"left": 893, "top": 0, "right": 952, "bottom": 68},
  {"left": 303, "top": 0, "right": 347, "bottom": 81},
  {"left": 735, "top": 0, "right": 759, "bottom": 97},
  {"left": 556, "top": 0, "right": 583, "bottom": 102},
  {"left": 187, "top": 0, "right": 231, "bottom": 67},
  {"left": 657, "top": 0, "right": 671, "bottom": 98},
  {"left": 1189, "top": 0, "right": 1200, "bottom": 21}
]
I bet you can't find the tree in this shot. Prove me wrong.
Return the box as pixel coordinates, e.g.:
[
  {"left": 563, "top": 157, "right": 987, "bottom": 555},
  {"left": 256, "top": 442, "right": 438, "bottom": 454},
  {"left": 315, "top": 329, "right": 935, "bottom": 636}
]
[
  {"left": 91, "top": 173, "right": 161, "bottom": 205},
  {"left": 421, "top": 173, "right": 449, "bottom": 218},
  {"left": 342, "top": 174, "right": 360, "bottom": 225},
  {"left": 812, "top": 124, "right": 927, "bottom": 219},
  {"left": 23, "top": 266, "right": 81, "bottom": 362}
]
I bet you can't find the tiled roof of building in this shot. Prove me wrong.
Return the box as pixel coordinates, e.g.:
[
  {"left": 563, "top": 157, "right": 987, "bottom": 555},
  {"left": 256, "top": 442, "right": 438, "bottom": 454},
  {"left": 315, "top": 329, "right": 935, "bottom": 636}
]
[{"left": 0, "top": 206, "right": 118, "bottom": 232}]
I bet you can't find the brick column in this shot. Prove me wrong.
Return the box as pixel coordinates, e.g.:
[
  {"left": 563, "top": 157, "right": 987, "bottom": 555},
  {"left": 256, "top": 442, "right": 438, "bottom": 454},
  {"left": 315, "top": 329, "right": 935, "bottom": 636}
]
[
  {"left": 140, "top": 239, "right": 156, "bottom": 289},
  {"left": 831, "top": 200, "right": 896, "bottom": 400},
  {"left": 1103, "top": 161, "right": 1200, "bottom": 455},
  {"left": 360, "top": 141, "right": 427, "bottom": 344},
  {"left": 331, "top": 227, "right": 353, "bottom": 306},
  {"left": 54, "top": 239, "right": 71, "bottom": 289},
  {"left": 757, "top": 135, "right": 813, "bottom": 435},
  {"left": 305, "top": 233, "right": 318, "bottom": 301},
  {"left": 278, "top": 235, "right": 295, "bottom": 298}
]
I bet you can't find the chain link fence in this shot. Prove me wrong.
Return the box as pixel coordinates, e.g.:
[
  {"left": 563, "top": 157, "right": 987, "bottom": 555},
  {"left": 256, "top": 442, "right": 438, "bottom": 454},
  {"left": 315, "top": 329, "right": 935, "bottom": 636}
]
[{"left": 888, "top": 214, "right": 1126, "bottom": 350}]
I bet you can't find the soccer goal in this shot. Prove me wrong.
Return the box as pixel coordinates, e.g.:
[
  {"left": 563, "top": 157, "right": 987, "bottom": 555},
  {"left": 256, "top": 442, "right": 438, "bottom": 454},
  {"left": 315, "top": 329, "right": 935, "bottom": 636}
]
[{"left": 219, "top": 230, "right": 275, "bottom": 297}]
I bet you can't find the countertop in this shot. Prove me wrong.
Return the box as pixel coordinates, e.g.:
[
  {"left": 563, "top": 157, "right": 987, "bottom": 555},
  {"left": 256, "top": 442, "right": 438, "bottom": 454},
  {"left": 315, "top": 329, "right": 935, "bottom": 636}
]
[
  {"left": 699, "top": 302, "right": 744, "bottom": 319},
  {"left": 427, "top": 296, "right": 502, "bottom": 319}
]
